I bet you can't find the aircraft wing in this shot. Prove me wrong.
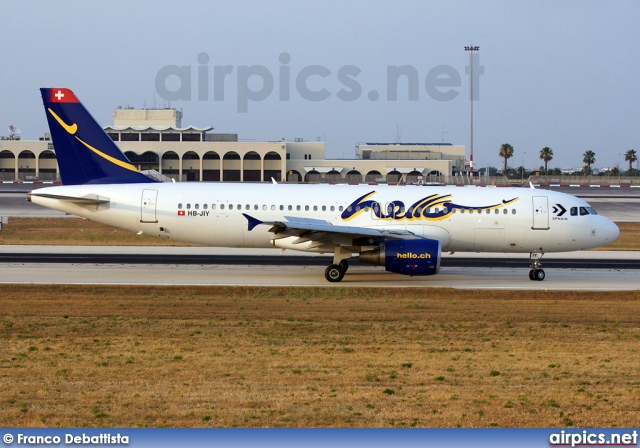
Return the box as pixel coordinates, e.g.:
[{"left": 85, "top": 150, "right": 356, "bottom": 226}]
[{"left": 243, "top": 213, "right": 421, "bottom": 241}]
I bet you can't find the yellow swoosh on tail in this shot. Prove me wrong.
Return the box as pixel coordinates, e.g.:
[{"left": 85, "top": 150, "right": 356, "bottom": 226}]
[
  {"left": 47, "top": 108, "right": 78, "bottom": 134},
  {"left": 75, "top": 136, "right": 139, "bottom": 172}
]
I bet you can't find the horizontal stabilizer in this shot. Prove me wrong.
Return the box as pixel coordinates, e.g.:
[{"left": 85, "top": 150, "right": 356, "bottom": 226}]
[{"left": 28, "top": 192, "right": 110, "bottom": 205}]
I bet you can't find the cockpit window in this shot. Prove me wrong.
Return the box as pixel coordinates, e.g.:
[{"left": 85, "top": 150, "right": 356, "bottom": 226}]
[
  {"left": 586, "top": 207, "right": 598, "bottom": 215},
  {"left": 579, "top": 207, "right": 589, "bottom": 216},
  {"left": 570, "top": 207, "right": 578, "bottom": 216}
]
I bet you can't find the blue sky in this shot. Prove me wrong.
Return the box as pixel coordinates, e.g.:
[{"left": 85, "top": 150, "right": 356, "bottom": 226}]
[{"left": 1, "top": 0, "right": 638, "bottom": 170}]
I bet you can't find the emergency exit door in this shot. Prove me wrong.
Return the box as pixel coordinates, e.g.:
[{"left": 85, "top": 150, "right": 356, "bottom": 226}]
[
  {"left": 140, "top": 189, "right": 158, "bottom": 223},
  {"left": 532, "top": 196, "right": 549, "bottom": 230}
]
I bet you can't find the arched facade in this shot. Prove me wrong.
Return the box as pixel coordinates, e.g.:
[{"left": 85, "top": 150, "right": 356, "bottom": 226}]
[
  {"left": 365, "top": 170, "right": 382, "bottom": 183},
  {"left": 243, "top": 151, "right": 261, "bottom": 182},
  {"left": 202, "top": 151, "right": 220, "bottom": 181},
  {"left": 345, "top": 170, "right": 362, "bottom": 184},
  {"left": 18, "top": 150, "right": 36, "bottom": 180},
  {"left": 405, "top": 170, "right": 423, "bottom": 184},
  {"left": 386, "top": 170, "right": 402, "bottom": 184},
  {"left": 182, "top": 151, "right": 200, "bottom": 182},
  {"left": 264, "top": 151, "right": 282, "bottom": 182},
  {"left": 287, "top": 169, "right": 301, "bottom": 183},
  {"left": 304, "top": 170, "right": 322, "bottom": 183},
  {"left": 223, "top": 152, "right": 241, "bottom": 182},
  {"left": 161, "top": 151, "right": 180, "bottom": 179},
  {"left": 324, "top": 170, "right": 342, "bottom": 183}
]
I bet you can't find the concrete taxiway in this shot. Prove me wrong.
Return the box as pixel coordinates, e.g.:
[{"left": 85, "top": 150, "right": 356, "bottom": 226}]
[
  {"left": 0, "top": 246, "right": 637, "bottom": 290},
  {"left": 0, "top": 262, "right": 637, "bottom": 290}
]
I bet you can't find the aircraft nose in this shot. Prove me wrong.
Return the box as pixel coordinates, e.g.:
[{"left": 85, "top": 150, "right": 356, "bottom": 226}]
[{"left": 602, "top": 219, "right": 620, "bottom": 244}]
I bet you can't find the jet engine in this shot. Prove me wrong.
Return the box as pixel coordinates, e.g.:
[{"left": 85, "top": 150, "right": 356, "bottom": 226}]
[{"left": 359, "top": 239, "right": 442, "bottom": 276}]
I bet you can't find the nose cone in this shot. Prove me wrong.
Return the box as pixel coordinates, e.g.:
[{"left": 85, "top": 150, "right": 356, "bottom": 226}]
[{"left": 602, "top": 219, "right": 620, "bottom": 245}]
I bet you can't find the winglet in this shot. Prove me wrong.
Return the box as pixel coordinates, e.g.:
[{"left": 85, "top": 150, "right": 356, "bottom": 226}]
[
  {"left": 243, "top": 213, "right": 263, "bottom": 231},
  {"left": 271, "top": 177, "right": 277, "bottom": 184}
]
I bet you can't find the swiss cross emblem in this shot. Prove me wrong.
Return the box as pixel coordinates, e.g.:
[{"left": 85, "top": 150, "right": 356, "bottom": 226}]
[{"left": 178, "top": 210, "right": 185, "bottom": 216}]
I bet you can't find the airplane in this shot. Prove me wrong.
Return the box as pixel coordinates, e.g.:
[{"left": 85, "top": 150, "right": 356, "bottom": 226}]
[{"left": 29, "top": 88, "right": 620, "bottom": 282}]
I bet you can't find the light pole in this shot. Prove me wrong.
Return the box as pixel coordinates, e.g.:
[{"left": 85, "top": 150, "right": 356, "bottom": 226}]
[
  {"left": 522, "top": 151, "right": 527, "bottom": 181},
  {"left": 464, "top": 45, "right": 479, "bottom": 178}
]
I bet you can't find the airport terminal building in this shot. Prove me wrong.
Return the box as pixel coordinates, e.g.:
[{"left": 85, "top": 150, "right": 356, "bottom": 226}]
[{"left": 0, "top": 108, "right": 467, "bottom": 183}]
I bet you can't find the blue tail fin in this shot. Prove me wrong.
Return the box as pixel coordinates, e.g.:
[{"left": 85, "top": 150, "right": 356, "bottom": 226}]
[{"left": 40, "top": 88, "right": 157, "bottom": 185}]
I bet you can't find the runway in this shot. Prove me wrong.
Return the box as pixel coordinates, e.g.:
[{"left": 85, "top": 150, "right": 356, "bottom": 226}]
[{"left": 0, "top": 246, "right": 637, "bottom": 290}]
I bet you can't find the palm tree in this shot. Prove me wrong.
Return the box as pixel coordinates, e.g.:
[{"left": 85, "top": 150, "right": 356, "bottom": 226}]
[
  {"left": 539, "top": 147, "right": 553, "bottom": 173},
  {"left": 625, "top": 149, "right": 637, "bottom": 174},
  {"left": 582, "top": 150, "right": 596, "bottom": 175},
  {"left": 499, "top": 143, "right": 514, "bottom": 174}
]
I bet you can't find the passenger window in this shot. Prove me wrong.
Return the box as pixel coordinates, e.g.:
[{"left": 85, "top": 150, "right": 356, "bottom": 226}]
[
  {"left": 503, "top": 209, "right": 508, "bottom": 215},
  {"left": 580, "top": 207, "right": 589, "bottom": 216},
  {"left": 495, "top": 209, "right": 499, "bottom": 214},
  {"left": 212, "top": 204, "right": 216, "bottom": 210},
  {"left": 570, "top": 207, "right": 578, "bottom": 216},
  {"left": 348, "top": 206, "right": 353, "bottom": 212},
  {"left": 203, "top": 204, "right": 208, "bottom": 210},
  {"left": 220, "top": 204, "right": 225, "bottom": 210},
  {"left": 178, "top": 203, "right": 183, "bottom": 209},
  {"left": 512, "top": 209, "right": 516, "bottom": 215},
  {"left": 452, "top": 208, "right": 456, "bottom": 214},
  {"left": 296, "top": 205, "right": 301, "bottom": 211},
  {"left": 229, "top": 204, "right": 233, "bottom": 210},
  {"left": 339, "top": 206, "right": 344, "bottom": 212},
  {"left": 238, "top": 204, "right": 242, "bottom": 210},
  {"left": 288, "top": 205, "right": 293, "bottom": 211},
  {"left": 322, "top": 205, "right": 326, "bottom": 211},
  {"left": 305, "top": 205, "right": 309, "bottom": 211},
  {"left": 254, "top": 204, "right": 258, "bottom": 210},
  {"left": 246, "top": 204, "right": 250, "bottom": 210},
  {"left": 469, "top": 209, "right": 473, "bottom": 214},
  {"left": 271, "top": 205, "right": 276, "bottom": 211},
  {"left": 330, "top": 206, "right": 335, "bottom": 212},
  {"left": 314, "top": 205, "right": 318, "bottom": 211},
  {"left": 416, "top": 207, "right": 422, "bottom": 215},
  {"left": 460, "top": 209, "right": 465, "bottom": 214},
  {"left": 280, "top": 205, "right": 284, "bottom": 211},
  {"left": 486, "top": 209, "right": 490, "bottom": 214},
  {"left": 186, "top": 203, "right": 191, "bottom": 209},
  {"left": 263, "top": 205, "right": 267, "bottom": 210}
]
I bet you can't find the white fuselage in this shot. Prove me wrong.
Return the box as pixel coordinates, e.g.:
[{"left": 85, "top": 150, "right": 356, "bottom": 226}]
[{"left": 30, "top": 183, "right": 619, "bottom": 254}]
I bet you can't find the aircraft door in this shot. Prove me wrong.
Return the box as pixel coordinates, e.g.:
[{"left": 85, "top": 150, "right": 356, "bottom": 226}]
[
  {"left": 532, "top": 196, "right": 549, "bottom": 230},
  {"left": 140, "top": 189, "right": 158, "bottom": 223}
]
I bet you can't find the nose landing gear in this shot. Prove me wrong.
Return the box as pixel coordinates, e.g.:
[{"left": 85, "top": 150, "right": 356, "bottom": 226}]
[{"left": 529, "top": 250, "right": 545, "bottom": 281}]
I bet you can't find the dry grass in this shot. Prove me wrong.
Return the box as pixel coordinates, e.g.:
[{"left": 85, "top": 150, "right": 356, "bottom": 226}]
[
  {"left": 0, "top": 218, "right": 200, "bottom": 246},
  {"left": 0, "top": 218, "right": 638, "bottom": 250},
  {"left": 1, "top": 285, "right": 639, "bottom": 428}
]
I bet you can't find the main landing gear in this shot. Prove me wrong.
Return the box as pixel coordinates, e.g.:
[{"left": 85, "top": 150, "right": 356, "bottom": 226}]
[
  {"left": 529, "top": 250, "right": 545, "bottom": 281},
  {"left": 325, "top": 248, "right": 351, "bottom": 283},
  {"left": 325, "top": 260, "right": 349, "bottom": 282}
]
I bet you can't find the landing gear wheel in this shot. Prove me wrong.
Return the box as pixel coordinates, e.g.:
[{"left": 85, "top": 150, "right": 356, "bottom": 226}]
[
  {"left": 325, "top": 264, "right": 345, "bottom": 283},
  {"left": 529, "top": 250, "right": 546, "bottom": 281},
  {"left": 339, "top": 259, "right": 349, "bottom": 272}
]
